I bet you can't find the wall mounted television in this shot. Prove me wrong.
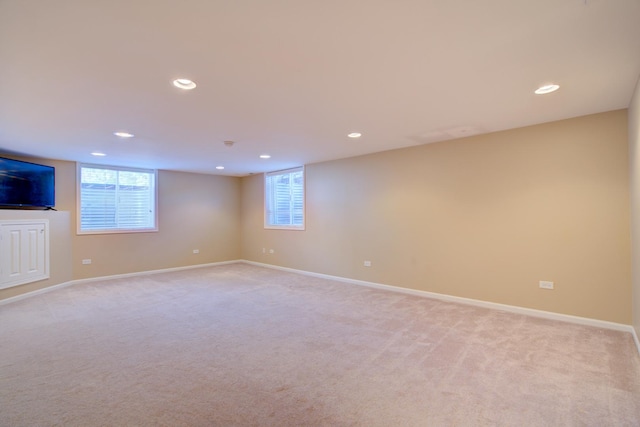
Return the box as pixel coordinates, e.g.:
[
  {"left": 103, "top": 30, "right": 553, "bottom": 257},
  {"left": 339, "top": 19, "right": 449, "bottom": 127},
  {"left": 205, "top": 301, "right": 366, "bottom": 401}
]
[{"left": 0, "top": 157, "right": 55, "bottom": 208}]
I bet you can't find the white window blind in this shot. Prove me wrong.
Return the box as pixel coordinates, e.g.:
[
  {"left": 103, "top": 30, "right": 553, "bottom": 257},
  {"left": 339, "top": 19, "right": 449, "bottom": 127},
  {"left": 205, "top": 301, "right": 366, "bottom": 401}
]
[
  {"left": 265, "top": 167, "right": 305, "bottom": 230},
  {"left": 78, "top": 164, "right": 157, "bottom": 233}
]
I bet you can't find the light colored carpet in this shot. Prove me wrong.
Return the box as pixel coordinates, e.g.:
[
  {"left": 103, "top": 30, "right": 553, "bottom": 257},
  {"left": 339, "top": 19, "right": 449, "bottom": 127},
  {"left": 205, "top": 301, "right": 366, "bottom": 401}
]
[{"left": 1, "top": 263, "right": 639, "bottom": 426}]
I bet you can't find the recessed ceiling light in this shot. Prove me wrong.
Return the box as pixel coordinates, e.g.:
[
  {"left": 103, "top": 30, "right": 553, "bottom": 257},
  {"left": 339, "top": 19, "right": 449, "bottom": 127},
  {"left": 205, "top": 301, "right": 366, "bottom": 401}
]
[
  {"left": 173, "top": 78, "right": 196, "bottom": 90},
  {"left": 348, "top": 132, "right": 362, "bottom": 138},
  {"left": 91, "top": 152, "right": 106, "bottom": 157},
  {"left": 534, "top": 84, "right": 560, "bottom": 95},
  {"left": 216, "top": 166, "right": 225, "bottom": 170},
  {"left": 259, "top": 154, "right": 271, "bottom": 159},
  {"left": 114, "top": 131, "right": 134, "bottom": 138}
]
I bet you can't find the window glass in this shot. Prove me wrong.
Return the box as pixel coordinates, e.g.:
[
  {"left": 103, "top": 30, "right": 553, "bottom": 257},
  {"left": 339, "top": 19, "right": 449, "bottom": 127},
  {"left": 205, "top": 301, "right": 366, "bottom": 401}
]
[
  {"left": 264, "top": 167, "right": 305, "bottom": 230},
  {"left": 78, "top": 164, "right": 157, "bottom": 234}
]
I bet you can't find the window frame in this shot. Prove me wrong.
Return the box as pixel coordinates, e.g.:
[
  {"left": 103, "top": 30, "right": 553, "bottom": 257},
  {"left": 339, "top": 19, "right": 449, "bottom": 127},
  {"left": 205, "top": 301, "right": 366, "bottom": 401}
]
[
  {"left": 76, "top": 163, "right": 158, "bottom": 235},
  {"left": 264, "top": 166, "right": 305, "bottom": 231}
]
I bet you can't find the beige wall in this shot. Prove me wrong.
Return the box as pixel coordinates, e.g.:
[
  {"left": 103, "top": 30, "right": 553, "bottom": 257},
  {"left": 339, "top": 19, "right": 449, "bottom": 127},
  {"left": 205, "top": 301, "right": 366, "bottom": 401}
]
[
  {"left": 2, "top": 109, "right": 633, "bottom": 324},
  {"left": 630, "top": 76, "right": 640, "bottom": 337},
  {"left": 71, "top": 168, "right": 241, "bottom": 279},
  {"left": 241, "top": 110, "right": 631, "bottom": 324},
  {"left": 1, "top": 158, "right": 241, "bottom": 299}
]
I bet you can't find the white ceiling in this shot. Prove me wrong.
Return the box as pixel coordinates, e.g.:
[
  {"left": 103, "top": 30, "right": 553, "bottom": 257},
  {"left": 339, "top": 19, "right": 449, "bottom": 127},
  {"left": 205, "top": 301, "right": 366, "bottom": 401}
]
[{"left": 1, "top": 0, "right": 639, "bottom": 176}]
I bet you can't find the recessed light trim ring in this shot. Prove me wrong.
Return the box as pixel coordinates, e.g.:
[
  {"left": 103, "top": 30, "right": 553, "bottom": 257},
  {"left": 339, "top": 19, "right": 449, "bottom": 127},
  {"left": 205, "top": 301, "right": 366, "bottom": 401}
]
[
  {"left": 535, "top": 84, "right": 560, "bottom": 95},
  {"left": 114, "top": 131, "right": 134, "bottom": 138},
  {"left": 173, "top": 78, "right": 197, "bottom": 90}
]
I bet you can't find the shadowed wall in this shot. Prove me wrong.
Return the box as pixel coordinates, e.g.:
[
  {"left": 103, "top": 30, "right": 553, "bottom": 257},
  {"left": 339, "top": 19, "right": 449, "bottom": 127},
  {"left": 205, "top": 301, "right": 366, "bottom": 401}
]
[
  {"left": 0, "top": 160, "right": 241, "bottom": 300},
  {"left": 630, "top": 76, "right": 640, "bottom": 338}
]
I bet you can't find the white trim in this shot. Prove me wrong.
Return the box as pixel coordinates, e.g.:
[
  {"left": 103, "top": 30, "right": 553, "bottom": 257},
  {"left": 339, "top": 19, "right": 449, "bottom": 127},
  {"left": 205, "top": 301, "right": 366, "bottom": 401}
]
[
  {"left": 0, "top": 260, "right": 241, "bottom": 306},
  {"left": 632, "top": 327, "right": 640, "bottom": 356},
  {"left": 0, "top": 279, "right": 76, "bottom": 305},
  {"left": 264, "top": 166, "right": 305, "bottom": 231},
  {"left": 76, "top": 162, "right": 159, "bottom": 235},
  {"left": 242, "top": 260, "right": 639, "bottom": 338}
]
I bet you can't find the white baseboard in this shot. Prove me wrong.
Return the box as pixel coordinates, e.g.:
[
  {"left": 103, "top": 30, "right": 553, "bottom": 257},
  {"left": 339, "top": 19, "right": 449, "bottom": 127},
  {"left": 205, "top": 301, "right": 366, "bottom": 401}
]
[
  {"left": 633, "top": 327, "right": 640, "bottom": 357},
  {"left": 0, "top": 260, "right": 241, "bottom": 307},
  {"left": 242, "top": 260, "right": 640, "bottom": 355}
]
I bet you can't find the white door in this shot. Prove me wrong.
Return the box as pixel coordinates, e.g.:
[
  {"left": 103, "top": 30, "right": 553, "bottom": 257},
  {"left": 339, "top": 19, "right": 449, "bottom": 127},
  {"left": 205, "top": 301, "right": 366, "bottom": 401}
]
[{"left": 0, "top": 220, "right": 49, "bottom": 289}]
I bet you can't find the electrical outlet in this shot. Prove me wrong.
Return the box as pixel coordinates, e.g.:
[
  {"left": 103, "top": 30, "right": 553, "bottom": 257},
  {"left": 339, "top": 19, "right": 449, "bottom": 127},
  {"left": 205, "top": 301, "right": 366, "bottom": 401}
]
[
  {"left": 364, "top": 260, "right": 372, "bottom": 267},
  {"left": 262, "top": 248, "right": 266, "bottom": 254},
  {"left": 539, "top": 281, "right": 554, "bottom": 290},
  {"left": 82, "top": 259, "right": 92, "bottom": 265},
  {"left": 193, "top": 249, "right": 199, "bottom": 254},
  {"left": 269, "top": 249, "right": 275, "bottom": 254}
]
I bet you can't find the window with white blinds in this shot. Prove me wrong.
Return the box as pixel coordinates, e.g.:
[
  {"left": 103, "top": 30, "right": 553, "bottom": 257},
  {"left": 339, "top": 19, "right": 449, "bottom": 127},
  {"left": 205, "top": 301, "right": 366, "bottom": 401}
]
[
  {"left": 78, "top": 164, "right": 157, "bottom": 234},
  {"left": 264, "top": 166, "right": 305, "bottom": 230}
]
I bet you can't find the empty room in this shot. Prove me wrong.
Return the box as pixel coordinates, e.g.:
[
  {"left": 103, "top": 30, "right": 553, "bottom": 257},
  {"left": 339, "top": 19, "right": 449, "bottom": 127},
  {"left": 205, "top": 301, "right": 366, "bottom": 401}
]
[{"left": 1, "top": 1, "right": 640, "bottom": 425}]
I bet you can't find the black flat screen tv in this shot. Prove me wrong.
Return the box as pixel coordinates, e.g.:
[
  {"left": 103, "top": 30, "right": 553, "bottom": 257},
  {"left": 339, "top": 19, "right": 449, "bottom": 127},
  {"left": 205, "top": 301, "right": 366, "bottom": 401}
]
[{"left": 0, "top": 157, "right": 55, "bottom": 208}]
